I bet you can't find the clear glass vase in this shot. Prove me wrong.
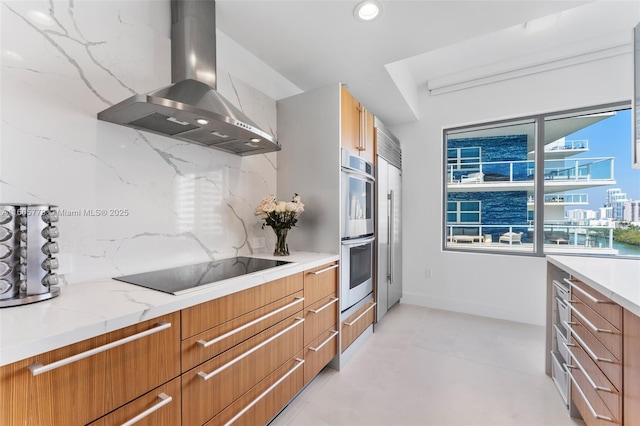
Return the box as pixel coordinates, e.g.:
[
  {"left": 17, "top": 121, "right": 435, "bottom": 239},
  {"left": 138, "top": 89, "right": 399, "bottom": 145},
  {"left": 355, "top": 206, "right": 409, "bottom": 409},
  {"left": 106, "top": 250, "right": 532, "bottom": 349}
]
[{"left": 273, "top": 228, "right": 290, "bottom": 256}]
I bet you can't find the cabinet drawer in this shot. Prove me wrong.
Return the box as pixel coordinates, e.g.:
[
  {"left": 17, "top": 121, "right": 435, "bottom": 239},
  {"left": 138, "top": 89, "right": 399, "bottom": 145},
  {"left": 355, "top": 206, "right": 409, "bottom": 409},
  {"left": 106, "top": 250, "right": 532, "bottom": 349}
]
[
  {"left": 570, "top": 368, "right": 620, "bottom": 426},
  {"left": 182, "top": 315, "right": 304, "bottom": 426},
  {"left": 553, "top": 279, "right": 570, "bottom": 303},
  {"left": 204, "top": 353, "right": 305, "bottom": 426},
  {"left": 568, "top": 338, "right": 621, "bottom": 419},
  {"left": 554, "top": 324, "right": 569, "bottom": 364},
  {"left": 304, "top": 293, "right": 338, "bottom": 346},
  {"left": 569, "top": 320, "right": 622, "bottom": 391},
  {"left": 567, "top": 278, "right": 622, "bottom": 331},
  {"left": 569, "top": 302, "right": 622, "bottom": 361},
  {"left": 182, "top": 291, "right": 304, "bottom": 372},
  {"left": 341, "top": 300, "right": 376, "bottom": 353},
  {"left": 304, "top": 328, "right": 338, "bottom": 385},
  {"left": 0, "top": 312, "right": 180, "bottom": 426},
  {"left": 551, "top": 350, "right": 569, "bottom": 404},
  {"left": 88, "top": 377, "right": 181, "bottom": 426},
  {"left": 182, "top": 272, "right": 304, "bottom": 339},
  {"left": 303, "top": 262, "right": 338, "bottom": 307},
  {"left": 557, "top": 297, "right": 569, "bottom": 328}
]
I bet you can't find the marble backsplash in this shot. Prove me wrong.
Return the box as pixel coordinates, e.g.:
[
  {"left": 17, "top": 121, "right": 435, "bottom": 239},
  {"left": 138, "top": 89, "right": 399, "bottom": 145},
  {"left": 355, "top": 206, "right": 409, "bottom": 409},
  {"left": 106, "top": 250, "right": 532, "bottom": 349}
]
[{"left": 0, "top": 1, "right": 293, "bottom": 284}]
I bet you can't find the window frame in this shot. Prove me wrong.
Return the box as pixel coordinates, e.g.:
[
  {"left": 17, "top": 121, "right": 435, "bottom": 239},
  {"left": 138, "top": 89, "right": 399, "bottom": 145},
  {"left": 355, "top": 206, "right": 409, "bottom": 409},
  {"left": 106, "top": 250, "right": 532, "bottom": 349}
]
[
  {"left": 447, "top": 200, "right": 482, "bottom": 224},
  {"left": 442, "top": 101, "right": 631, "bottom": 257}
]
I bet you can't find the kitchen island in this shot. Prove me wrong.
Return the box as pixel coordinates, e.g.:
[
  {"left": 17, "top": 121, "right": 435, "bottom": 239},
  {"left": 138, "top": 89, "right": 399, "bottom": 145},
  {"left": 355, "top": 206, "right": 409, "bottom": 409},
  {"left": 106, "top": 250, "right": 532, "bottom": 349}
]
[
  {"left": 546, "top": 255, "right": 640, "bottom": 426},
  {"left": 0, "top": 252, "right": 339, "bottom": 426}
]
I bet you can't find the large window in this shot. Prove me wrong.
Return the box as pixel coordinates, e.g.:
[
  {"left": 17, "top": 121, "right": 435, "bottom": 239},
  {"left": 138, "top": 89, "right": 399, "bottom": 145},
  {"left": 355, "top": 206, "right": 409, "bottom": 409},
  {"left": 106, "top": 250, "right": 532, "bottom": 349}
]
[{"left": 443, "top": 103, "right": 640, "bottom": 258}]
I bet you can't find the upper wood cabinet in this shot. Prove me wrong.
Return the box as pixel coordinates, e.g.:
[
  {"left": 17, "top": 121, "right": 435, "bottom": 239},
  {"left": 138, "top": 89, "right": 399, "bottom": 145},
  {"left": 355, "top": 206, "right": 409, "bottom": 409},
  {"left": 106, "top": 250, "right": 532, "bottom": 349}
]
[{"left": 341, "top": 86, "right": 375, "bottom": 164}]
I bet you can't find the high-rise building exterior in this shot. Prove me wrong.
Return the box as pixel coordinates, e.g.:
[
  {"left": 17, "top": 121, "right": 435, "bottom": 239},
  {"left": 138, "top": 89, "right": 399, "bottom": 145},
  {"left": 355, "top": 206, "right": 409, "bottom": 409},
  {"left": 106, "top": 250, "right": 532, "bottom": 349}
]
[
  {"left": 623, "top": 200, "right": 640, "bottom": 224},
  {"left": 606, "top": 188, "right": 629, "bottom": 221}
]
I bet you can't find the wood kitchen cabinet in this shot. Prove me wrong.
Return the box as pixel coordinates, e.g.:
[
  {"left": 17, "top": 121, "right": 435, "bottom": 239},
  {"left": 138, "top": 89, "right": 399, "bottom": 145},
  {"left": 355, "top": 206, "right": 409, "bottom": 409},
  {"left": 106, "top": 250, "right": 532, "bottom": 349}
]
[
  {"left": 0, "top": 260, "right": 339, "bottom": 426},
  {"left": 546, "top": 260, "right": 640, "bottom": 426},
  {"left": 303, "top": 261, "right": 339, "bottom": 384},
  {"left": 567, "top": 278, "right": 622, "bottom": 425},
  {"left": 341, "top": 299, "right": 376, "bottom": 352},
  {"left": 88, "top": 377, "right": 181, "bottom": 426},
  {"left": 0, "top": 312, "right": 181, "bottom": 426},
  {"left": 181, "top": 272, "right": 306, "bottom": 425},
  {"left": 341, "top": 86, "right": 375, "bottom": 164}
]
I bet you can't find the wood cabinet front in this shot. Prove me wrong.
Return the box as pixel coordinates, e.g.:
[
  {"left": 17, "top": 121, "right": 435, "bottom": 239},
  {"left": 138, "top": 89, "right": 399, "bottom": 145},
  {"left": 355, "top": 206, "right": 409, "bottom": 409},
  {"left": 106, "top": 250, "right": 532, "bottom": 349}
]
[
  {"left": 341, "top": 300, "right": 376, "bottom": 352},
  {"left": 0, "top": 312, "right": 180, "bottom": 426},
  {"left": 182, "top": 315, "right": 304, "bottom": 426},
  {"left": 303, "top": 262, "right": 339, "bottom": 308},
  {"left": 182, "top": 290, "right": 304, "bottom": 372},
  {"left": 204, "top": 354, "right": 305, "bottom": 426},
  {"left": 564, "top": 278, "right": 624, "bottom": 425},
  {"left": 88, "top": 377, "right": 181, "bottom": 426},
  {"left": 302, "top": 261, "right": 339, "bottom": 383},
  {"left": 341, "top": 86, "right": 361, "bottom": 156},
  {"left": 181, "top": 272, "right": 304, "bottom": 339},
  {"left": 304, "top": 294, "right": 339, "bottom": 347},
  {"left": 340, "top": 86, "right": 374, "bottom": 163}
]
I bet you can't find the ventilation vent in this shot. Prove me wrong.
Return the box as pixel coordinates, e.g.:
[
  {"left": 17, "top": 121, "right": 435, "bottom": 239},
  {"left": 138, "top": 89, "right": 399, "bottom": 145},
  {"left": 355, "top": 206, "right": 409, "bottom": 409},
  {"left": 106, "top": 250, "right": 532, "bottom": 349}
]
[{"left": 129, "top": 113, "right": 198, "bottom": 136}]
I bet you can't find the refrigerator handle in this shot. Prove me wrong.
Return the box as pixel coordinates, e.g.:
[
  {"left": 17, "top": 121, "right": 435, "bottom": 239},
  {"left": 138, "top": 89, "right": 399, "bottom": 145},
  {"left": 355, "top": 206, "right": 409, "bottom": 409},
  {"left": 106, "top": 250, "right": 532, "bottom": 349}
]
[{"left": 388, "top": 190, "right": 393, "bottom": 283}]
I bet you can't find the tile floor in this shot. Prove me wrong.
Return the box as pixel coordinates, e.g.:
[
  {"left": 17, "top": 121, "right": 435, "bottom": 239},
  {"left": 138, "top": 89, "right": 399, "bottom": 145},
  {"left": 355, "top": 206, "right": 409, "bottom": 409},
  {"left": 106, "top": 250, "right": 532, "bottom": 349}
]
[{"left": 270, "top": 304, "right": 585, "bottom": 426}]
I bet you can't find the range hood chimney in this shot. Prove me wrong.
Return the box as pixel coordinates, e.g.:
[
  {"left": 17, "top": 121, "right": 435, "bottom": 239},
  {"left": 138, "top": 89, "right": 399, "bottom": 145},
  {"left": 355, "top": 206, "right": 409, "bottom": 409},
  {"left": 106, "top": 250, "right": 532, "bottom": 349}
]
[{"left": 97, "top": 0, "right": 280, "bottom": 156}]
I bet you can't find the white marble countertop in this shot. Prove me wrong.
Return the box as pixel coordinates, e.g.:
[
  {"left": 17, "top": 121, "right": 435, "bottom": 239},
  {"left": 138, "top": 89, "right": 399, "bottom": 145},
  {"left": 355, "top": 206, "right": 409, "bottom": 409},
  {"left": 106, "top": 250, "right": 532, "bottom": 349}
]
[
  {"left": 547, "top": 255, "right": 640, "bottom": 317},
  {"left": 0, "top": 252, "right": 338, "bottom": 366}
]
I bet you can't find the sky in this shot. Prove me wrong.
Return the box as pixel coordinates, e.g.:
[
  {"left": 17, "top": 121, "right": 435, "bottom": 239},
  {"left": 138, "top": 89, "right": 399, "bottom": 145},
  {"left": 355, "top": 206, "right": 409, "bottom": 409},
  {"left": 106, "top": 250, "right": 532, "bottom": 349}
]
[{"left": 566, "top": 108, "right": 640, "bottom": 209}]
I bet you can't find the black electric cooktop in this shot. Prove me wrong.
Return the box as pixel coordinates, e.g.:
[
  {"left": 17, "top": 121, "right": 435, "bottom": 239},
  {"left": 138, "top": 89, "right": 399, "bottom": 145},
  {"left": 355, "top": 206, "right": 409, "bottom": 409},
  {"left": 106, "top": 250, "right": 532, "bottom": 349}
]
[{"left": 114, "top": 256, "right": 292, "bottom": 295}]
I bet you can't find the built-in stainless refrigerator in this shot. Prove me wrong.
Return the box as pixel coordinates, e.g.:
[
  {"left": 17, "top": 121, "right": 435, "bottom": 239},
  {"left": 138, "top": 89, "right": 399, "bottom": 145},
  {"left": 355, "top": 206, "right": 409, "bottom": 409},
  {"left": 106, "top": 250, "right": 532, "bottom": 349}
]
[{"left": 375, "top": 119, "right": 402, "bottom": 321}]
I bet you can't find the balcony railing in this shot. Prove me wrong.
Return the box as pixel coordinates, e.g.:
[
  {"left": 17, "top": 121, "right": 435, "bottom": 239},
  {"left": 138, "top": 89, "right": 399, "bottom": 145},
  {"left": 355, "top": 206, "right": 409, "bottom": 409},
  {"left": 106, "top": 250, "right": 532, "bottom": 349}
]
[
  {"left": 527, "top": 193, "right": 589, "bottom": 205},
  {"left": 447, "top": 157, "right": 615, "bottom": 183},
  {"left": 446, "top": 223, "right": 615, "bottom": 249},
  {"left": 545, "top": 139, "right": 589, "bottom": 152}
]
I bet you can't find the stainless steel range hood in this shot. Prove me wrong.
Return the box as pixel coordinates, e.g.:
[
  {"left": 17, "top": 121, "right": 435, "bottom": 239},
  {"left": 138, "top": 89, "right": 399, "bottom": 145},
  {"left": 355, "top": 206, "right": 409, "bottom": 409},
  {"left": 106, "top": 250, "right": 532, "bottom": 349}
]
[{"left": 97, "top": 0, "right": 280, "bottom": 156}]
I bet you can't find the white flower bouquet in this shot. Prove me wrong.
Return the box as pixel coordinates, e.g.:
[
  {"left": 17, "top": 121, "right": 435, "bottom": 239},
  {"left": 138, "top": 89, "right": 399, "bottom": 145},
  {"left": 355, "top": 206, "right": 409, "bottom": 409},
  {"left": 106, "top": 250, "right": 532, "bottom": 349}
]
[
  {"left": 255, "top": 194, "right": 305, "bottom": 255},
  {"left": 255, "top": 194, "right": 305, "bottom": 231}
]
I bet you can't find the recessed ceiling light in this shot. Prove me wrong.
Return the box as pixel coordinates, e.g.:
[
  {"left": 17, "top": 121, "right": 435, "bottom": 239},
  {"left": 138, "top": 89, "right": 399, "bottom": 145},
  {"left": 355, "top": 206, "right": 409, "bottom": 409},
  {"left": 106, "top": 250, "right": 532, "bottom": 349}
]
[
  {"left": 250, "top": 138, "right": 261, "bottom": 143},
  {"left": 354, "top": 0, "right": 382, "bottom": 22},
  {"left": 195, "top": 118, "right": 209, "bottom": 125}
]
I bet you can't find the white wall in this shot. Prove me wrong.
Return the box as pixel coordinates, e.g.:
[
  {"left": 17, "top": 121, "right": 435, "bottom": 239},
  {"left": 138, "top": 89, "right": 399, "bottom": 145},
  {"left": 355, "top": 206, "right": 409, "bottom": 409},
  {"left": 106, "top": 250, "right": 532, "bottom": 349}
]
[
  {"left": 0, "top": 1, "right": 300, "bottom": 285},
  {"left": 392, "top": 53, "right": 632, "bottom": 326}
]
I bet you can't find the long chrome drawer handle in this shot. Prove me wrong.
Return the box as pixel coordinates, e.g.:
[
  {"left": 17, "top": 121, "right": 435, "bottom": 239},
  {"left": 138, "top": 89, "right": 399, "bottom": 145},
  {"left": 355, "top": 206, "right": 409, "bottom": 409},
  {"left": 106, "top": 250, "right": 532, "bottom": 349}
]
[
  {"left": 564, "top": 278, "right": 614, "bottom": 304},
  {"left": 121, "top": 393, "right": 173, "bottom": 426},
  {"left": 563, "top": 341, "right": 613, "bottom": 393},
  {"left": 198, "top": 318, "right": 304, "bottom": 381},
  {"left": 309, "top": 297, "right": 339, "bottom": 314},
  {"left": 197, "top": 297, "right": 304, "bottom": 348},
  {"left": 563, "top": 321, "right": 614, "bottom": 364},
  {"left": 567, "top": 302, "right": 614, "bottom": 334},
  {"left": 566, "top": 366, "right": 614, "bottom": 422},
  {"left": 224, "top": 358, "right": 305, "bottom": 426},
  {"left": 344, "top": 302, "right": 377, "bottom": 326},
  {"left": 309, "top": 330, "right": 339, "bottom": 352},
  {"left": 28, "top": 322, "right": 171, "bottom": 376},
  {"left": 311, "top": 264, "right": 339, "bottom": 275}
]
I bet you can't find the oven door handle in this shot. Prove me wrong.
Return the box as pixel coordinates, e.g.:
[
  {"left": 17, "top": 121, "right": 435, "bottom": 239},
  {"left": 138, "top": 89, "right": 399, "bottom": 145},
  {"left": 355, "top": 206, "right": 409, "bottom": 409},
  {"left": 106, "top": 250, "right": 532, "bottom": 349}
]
[
  {"left": 341, "top": 167, "right": 375, "bottom": 182},
  {"left": 341, "top": 236, "right": 375, "bottom": 246}
]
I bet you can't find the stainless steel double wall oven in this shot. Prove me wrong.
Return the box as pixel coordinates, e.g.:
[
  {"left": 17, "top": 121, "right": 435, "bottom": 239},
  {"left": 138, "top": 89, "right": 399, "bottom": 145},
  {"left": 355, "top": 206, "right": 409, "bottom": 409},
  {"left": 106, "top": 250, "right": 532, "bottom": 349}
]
[{"left": 340, "top": 150, "right": 375, "bottom": 313}]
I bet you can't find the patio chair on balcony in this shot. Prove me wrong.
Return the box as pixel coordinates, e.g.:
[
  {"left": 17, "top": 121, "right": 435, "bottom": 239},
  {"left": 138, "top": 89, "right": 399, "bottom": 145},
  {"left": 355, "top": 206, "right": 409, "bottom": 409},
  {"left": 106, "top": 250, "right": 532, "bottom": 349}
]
[
  {"left": 460, "top": 172, "right": 484, "bottom": 183},
  {"left": 499, "top": 231, "right": 523, "bottom": 244}
]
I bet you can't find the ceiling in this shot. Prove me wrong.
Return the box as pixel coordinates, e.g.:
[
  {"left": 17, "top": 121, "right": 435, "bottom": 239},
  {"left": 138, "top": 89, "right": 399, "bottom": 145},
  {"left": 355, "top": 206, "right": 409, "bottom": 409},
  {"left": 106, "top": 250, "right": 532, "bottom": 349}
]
[{"left": 216, "top": 1, "right": 640, "bottom": 126}]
